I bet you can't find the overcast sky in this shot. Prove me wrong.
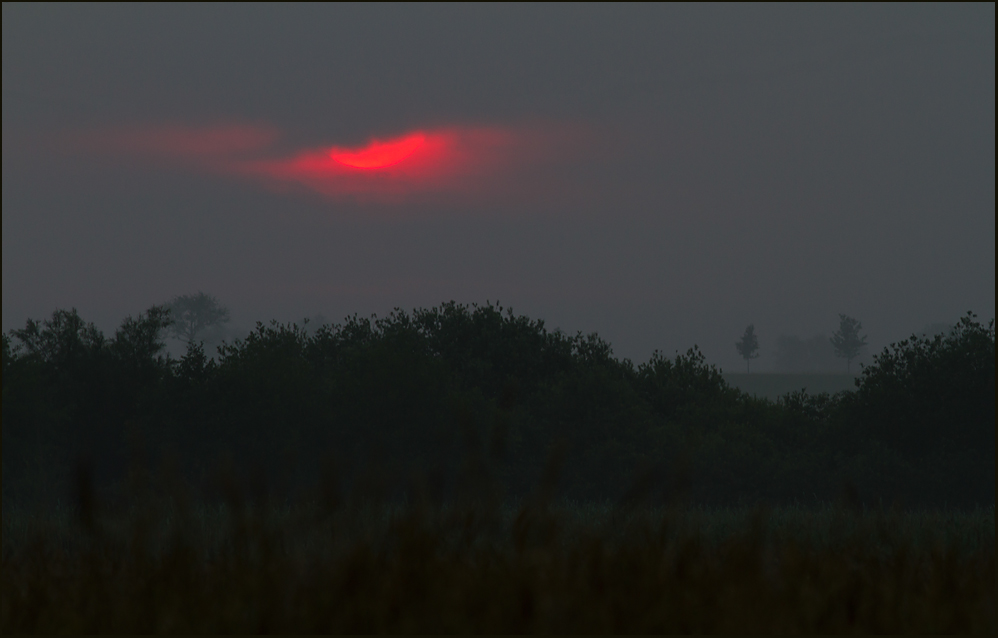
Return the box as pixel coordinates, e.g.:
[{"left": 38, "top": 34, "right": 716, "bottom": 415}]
[{"left": 3, "top": 4, "right": 994, "bottom": 371}]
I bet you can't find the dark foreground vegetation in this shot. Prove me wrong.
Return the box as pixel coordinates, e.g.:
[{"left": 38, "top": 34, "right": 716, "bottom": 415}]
[
  {"left": 1, "top": 303, "right": 994, "bottom": 631},
  {"left": 2, "top": 302, "right": 993, "bottom": 507},
  {"left": 3, "top": 492, "right": 995, "bottom": 632}
]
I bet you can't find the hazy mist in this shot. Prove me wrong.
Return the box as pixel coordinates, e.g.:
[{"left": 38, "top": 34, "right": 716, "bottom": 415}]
[{"left": 4, "top": 4, "right": 994, "bottom": 372}]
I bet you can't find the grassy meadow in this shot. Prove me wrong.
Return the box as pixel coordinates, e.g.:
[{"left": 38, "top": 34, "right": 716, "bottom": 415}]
[{"left": 2, "top": 481, "right": 995, "bottom": 633}]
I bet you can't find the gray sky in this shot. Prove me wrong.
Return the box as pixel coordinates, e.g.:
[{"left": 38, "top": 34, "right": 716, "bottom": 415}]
[{"left": 3, "top": 4, "right": 994, "bottom": 371}]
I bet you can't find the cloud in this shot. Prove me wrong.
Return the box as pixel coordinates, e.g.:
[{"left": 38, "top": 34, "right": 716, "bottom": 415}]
[
  {"left": 235, "top": 127, "right": 520, "bottom": 204},
  {"left": 69, "top": 121, "right": 587, "bottom": 206}
]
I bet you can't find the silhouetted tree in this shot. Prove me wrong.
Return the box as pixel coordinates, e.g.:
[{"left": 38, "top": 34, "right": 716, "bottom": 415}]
[
  {"left": 830, "top": 314, "right": 867, "bottom": 373},
  {"left": 5, "top": 302, "right": 994, "bottom": 509},
  {"left": 735, "top": 324, "right": 760, "bottom": 373},
  {"left": 165, "top": 292, "right": 230, "bottom": 345}
]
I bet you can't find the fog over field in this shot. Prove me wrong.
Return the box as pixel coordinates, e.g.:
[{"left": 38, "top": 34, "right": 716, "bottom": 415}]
[{"left": 3, "top": 4, "right": 994, "bottom": 371}]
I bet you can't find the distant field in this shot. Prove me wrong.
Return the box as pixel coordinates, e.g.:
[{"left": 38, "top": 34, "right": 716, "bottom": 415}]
[{"left": 723, "top": 373, "right": 859, "bottom": 400}]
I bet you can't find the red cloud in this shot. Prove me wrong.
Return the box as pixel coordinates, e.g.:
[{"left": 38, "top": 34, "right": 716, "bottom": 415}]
[
  {"left": 329, "top": 132, "right": 427, "bottom": 169},
  {"left": 71, "top": 121, "right": 585, "bottom": 205},
  {"left": 234, "top": 127, "right": 526, "bottom": 204}
]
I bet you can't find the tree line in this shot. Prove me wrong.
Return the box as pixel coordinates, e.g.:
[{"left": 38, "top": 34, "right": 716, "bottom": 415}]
[
  {"left": 2, "top": 301, "right": 993, "bottom": 509},
  {"left": 737, "top": 315, "right": 871, "bottom": 373}
]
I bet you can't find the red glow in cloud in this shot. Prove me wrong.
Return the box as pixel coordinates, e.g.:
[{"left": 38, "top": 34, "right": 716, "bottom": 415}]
[
  {"left": 236, "top": 126, "right": 530, "bottom": 204},
  {"left": 74, "top": 121, "right": 582, "bottom": 205},
  {"left": 330, "top": 132, "right": 426, "bottom": 168}
]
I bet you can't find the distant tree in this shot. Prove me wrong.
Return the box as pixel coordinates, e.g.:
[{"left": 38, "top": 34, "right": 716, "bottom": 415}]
[
  {"left": 735, "top": 324, "right": 760, "bottom": 373},
  {"left": 165, "top": 292, "right": 230, "bottom": 345},
  {"left": 830, "top": 314, "right": 867, "bottom": 373}
]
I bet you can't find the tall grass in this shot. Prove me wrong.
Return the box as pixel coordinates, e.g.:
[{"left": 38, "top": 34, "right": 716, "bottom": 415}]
[{"left": 3, "top": 481, "right": 994, "bottom": 633}]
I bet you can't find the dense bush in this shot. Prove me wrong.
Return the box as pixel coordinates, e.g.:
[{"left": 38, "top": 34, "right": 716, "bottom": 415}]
[
  {"left": 836, "top": 313, "right": 995, "bottom": 505},
  {"left": 2, "top": 303, "right": 994, "bottom": 508}
]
